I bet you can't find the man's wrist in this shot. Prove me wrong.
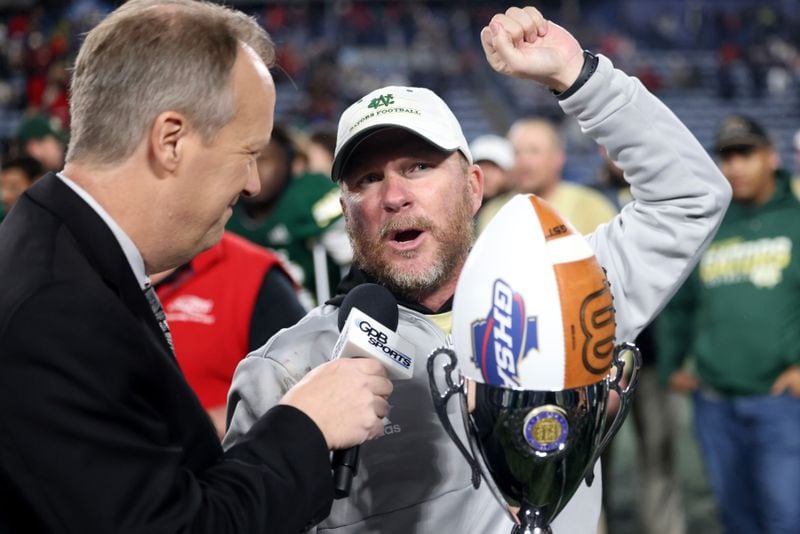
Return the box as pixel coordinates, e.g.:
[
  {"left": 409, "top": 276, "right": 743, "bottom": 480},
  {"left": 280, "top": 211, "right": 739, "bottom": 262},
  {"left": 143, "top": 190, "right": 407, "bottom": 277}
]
[{"left": 551, "top": 50, "right": 599, "bottom": 101}]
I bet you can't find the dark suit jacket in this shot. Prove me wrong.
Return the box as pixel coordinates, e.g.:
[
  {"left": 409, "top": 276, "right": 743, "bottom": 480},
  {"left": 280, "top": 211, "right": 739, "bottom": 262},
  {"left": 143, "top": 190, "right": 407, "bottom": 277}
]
[{"left": 0, "top": 174, "right": 333, "bottom": 533}]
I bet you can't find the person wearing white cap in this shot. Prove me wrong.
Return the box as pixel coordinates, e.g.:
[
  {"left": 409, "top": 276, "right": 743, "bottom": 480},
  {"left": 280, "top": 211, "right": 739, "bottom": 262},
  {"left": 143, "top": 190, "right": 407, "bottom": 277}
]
[
  {"left": 470, "top": 134, "right": 515, "bottom": 202},
  {"left": 226, "top": 5, "right": 731, "bottom": 533},
  {"left": 469, "top": 134, "right": 517, "bottom": 234}
]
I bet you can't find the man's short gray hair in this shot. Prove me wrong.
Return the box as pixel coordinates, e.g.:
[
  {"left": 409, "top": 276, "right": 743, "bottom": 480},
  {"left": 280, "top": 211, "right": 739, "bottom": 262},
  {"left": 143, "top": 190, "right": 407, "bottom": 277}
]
[{"left": 66, "top": 0, "right": 275, "bottom": 165}]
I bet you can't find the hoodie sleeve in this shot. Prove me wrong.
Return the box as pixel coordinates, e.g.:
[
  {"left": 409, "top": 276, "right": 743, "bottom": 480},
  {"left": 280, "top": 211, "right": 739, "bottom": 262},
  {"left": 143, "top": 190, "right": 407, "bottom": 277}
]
[{"left": 559, "top": 54, "right": 731, "bottom": 342}]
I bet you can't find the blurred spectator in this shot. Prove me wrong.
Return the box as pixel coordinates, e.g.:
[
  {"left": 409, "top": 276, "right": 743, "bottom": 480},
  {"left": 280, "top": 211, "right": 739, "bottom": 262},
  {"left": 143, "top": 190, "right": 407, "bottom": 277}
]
[
  {"left": 15, "top": 113, "right": 66, "bottom": 172},
  {"left": 306, "top": 127, "right": 336, "bottom": 177},
  {"left": 636, "top": 64, "right": 662, "bottom": 93},
  {"left": 745, "top": 43, "right": 768, "bottom": 100},
  {"left": 506, "top": 117, "right": 617, "bottom": 234},
  {"left": 659, "top": 115, "right": 800, "bottom": 533},
  {"left": 1, "top": 155, "right": 44, "bottom": 213},
  {"left": 469, "top": 133, "right": 514, "bottom": 232},
  {"left": 471, "top": 133, "right": 513, "bottom": 202},
  {"left": 153, "top": 232, "right": 305, "bottom": 439},
  {"left": 226, "top": 125, "right": 351, "bottom": 306},
  {"left": 716, "top": 42, "right": 738, "bottom": 101}
]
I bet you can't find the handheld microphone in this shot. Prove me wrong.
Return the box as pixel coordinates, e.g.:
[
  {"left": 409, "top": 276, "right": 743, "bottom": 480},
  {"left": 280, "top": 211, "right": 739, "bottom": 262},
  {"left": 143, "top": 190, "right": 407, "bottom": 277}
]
[{"left": 331, "top": 283, "right": 414, "bottom": 499}]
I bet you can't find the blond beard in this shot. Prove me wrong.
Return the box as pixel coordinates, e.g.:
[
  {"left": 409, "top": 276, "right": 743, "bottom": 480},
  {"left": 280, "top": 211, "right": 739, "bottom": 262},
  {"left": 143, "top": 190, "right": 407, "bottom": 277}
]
[{"left": 347, "top": 184, "right": 474, "bottom": 303}]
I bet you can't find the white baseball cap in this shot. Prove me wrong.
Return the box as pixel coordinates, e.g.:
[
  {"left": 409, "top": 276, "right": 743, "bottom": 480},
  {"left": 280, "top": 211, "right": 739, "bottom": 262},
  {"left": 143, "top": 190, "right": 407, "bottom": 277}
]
[
  {"left": 469, "top": 134, "right": 514, "bottom": 171},
  {"left": 331, "top": 85, "right": 472, "bottom": 181}
]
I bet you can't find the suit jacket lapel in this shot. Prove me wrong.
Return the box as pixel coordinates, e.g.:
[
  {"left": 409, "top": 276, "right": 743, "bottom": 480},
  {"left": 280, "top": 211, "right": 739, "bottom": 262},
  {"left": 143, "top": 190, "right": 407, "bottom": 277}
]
[{"left": 25, "top": 174, "right": 177, "bottom": 361}]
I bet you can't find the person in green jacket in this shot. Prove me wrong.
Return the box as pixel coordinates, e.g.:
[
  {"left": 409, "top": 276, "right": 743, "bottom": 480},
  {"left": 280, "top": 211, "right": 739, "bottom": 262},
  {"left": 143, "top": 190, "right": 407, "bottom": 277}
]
[
  {"left": 226, "top": 125, "right": 352, "bottom": 306},
  {"left": 658, "top": 115, "right": 800, "bottom": 534}
]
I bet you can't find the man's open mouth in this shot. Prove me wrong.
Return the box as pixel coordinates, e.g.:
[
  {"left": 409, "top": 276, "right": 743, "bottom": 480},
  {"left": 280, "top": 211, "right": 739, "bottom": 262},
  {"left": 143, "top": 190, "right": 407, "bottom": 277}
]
[{"left": 391, "top": 229, "right": 423, "bottom": 242}]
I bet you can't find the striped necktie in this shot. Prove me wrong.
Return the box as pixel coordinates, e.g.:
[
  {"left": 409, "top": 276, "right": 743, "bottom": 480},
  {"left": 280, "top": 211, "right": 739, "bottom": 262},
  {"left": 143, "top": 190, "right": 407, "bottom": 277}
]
[{"left": 143, "top": 284, "right": 175, "bottom": 355}]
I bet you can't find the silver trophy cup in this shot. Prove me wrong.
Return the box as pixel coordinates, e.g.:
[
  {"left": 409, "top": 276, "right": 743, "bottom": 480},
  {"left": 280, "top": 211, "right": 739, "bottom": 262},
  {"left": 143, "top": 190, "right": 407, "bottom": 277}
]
[{"left": 427, "top": 342, "right": 641, "bottom": 534}]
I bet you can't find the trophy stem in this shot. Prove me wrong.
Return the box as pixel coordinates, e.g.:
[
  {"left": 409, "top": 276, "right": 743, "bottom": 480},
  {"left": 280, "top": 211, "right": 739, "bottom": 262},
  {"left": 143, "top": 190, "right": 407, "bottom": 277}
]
[{"left": 511, "top": 506, "right": 553, "bottom": 534}]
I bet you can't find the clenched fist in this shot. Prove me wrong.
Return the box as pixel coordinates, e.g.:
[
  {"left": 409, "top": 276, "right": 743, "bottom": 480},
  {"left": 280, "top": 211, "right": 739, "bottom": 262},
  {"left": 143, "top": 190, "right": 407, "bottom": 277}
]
[{"left": 480, "top": 6, "right": 585, "bottom": 93}]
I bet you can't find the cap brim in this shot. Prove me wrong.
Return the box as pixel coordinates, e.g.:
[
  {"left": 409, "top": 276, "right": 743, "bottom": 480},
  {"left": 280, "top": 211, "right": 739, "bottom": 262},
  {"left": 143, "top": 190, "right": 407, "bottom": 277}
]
[
  {"left": 331, "top": 124, "right": 459, "bottom": 182},
  {"left": 715, "top": 136, "right": 770, "bottom": 153}
]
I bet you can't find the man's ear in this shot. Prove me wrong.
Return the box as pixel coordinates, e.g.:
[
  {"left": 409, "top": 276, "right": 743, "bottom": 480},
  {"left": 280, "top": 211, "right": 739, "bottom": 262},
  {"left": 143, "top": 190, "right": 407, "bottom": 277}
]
[
  {"left": 468, "top": 163, "right": 485, "bottom": 215},
  {"left": 339, "top": 194, "right": 348, "bottom": 219},
  {"left": 149, "top": 111, "right": 189, "bottom": 174}
]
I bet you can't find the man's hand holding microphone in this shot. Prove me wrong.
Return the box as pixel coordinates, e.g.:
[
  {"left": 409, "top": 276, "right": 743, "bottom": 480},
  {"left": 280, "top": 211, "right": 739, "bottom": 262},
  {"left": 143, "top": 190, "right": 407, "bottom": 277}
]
[
  {"left": 279, "top": 356, "right": 392, "bottom": 451},
  {"left": 278, "top": 283, "right": 412, "bottom": 498}
]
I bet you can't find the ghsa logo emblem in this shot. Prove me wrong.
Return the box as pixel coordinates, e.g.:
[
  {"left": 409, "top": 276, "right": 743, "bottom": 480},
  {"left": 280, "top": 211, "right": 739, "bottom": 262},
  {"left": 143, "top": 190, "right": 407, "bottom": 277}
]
[{"left": 471, "top": 279, "right": 538, "bottom": 388}]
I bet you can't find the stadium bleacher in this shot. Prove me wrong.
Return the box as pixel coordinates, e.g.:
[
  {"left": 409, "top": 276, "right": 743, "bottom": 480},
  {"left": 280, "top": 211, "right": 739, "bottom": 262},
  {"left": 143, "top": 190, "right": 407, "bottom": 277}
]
[{"left": 2, "top": 0, "right": 799, "bottom": 176}]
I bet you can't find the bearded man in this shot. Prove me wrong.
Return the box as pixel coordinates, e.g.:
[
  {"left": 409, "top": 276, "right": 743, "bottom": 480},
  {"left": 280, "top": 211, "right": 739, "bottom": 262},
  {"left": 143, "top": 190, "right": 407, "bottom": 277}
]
[{"left": 224, "top": 5, "right": 731, "bottom": 532}]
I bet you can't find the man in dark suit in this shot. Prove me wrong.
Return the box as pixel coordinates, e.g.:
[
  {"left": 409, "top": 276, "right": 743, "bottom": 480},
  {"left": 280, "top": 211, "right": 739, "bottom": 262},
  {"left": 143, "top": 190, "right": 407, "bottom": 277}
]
[{"left": 0, "top": 1, "right": 391, "bottom": 532}]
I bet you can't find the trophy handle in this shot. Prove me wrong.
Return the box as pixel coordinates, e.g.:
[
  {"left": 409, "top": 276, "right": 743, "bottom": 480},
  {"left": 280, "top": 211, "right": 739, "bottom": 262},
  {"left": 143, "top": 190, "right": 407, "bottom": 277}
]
[
  {"left": 583, "top": 342, "right": 642, "bottom": 486},
  {"left": 427, "top": 347, "right": 482, "bottom": 489}
]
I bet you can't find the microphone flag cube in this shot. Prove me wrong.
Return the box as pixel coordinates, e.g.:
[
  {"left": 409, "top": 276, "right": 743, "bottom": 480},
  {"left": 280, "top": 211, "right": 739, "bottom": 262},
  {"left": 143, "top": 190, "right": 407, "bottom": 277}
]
[{"left": 333, "top": 306, "right": 415, "bottom": 381}]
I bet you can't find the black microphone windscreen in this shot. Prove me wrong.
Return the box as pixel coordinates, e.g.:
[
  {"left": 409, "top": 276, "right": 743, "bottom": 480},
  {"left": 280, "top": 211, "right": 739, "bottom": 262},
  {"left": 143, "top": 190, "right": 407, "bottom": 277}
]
[{"left": 337, "top": 283, "right": 399, "bottom": 332}]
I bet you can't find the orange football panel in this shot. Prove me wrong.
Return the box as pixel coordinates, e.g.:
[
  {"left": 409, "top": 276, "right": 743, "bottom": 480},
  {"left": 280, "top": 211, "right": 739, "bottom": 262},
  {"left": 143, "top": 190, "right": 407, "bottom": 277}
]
[
  {"left": 528, "top": 195, "right": 575, "bottom": 242},
  {"left": 554, "top": 257, "right": 616, "bottom": 388}
]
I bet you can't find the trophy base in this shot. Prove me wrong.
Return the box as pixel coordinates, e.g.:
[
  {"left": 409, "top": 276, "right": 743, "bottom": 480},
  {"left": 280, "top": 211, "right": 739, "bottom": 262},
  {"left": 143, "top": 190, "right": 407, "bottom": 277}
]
[{"left": 511, "top": 526, "right": 552, "bottom": 534}]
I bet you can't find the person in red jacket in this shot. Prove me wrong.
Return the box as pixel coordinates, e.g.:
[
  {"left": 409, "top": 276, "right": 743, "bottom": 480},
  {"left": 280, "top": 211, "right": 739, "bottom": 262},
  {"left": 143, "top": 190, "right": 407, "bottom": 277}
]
[{"left": 154, "top": 231, "right": 306, "bottom": 438}]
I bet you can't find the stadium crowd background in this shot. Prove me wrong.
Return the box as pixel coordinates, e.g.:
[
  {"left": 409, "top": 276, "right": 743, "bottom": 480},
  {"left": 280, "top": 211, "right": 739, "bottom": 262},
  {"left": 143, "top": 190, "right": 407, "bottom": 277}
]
[
  {"left": 2, "top": 0, "right": 800, "bottom": 178},
  {"left": 2, "top": 1, "right": 800, "bottom": 533}
]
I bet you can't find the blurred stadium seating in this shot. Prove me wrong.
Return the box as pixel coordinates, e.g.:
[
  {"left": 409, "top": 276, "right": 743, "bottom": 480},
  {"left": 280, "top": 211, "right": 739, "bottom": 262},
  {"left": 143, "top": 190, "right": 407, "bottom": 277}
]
[
  {"left": 2, "top": 1, "right": 799, "bottom": 181},
  {"left": 1, "top": 0, "right": 798, "bottom": 235}
]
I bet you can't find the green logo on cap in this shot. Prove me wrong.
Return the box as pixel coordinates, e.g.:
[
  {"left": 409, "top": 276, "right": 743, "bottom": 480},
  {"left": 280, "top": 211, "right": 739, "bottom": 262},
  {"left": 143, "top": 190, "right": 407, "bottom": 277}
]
[{"left": 368, "top": 94, "right": 394, "bottom": 109}]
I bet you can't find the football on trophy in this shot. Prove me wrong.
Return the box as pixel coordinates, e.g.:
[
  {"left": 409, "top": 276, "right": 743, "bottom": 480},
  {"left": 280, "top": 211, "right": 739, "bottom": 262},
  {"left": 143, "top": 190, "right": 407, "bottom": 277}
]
[{"left": 453, "top": 194, "right": 616, "bottom": 391}]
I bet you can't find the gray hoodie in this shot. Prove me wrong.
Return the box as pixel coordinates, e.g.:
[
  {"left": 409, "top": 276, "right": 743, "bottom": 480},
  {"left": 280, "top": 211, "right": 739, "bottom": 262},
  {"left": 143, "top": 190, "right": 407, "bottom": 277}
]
[{"left": 224, "top": 55, "right": 731, "bottom": 533}]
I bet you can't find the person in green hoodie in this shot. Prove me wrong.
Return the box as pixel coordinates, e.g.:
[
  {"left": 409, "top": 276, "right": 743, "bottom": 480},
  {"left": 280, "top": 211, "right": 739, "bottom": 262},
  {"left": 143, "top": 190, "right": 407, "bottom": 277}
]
[
  {"left": 226, "top": 125, "right": 352, "bottom": 306},
  {"left": 658, "top": 115, "right": 800, "bottom": 534}
]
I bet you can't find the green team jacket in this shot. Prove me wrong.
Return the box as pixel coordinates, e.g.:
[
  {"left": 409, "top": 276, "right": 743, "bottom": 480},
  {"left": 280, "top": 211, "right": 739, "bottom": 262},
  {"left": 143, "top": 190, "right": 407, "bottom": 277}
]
[
  {"left": 657, "top": 171, "right": 800, "bottom": 395},
  {"left": 226, "top": 172, "right": 343, "bottom": 296}
]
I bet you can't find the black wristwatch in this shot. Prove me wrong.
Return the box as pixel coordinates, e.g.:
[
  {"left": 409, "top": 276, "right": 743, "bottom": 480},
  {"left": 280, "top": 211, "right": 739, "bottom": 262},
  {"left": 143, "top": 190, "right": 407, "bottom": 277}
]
[{"left": 552, "top": 50, "right": 599, "bottom": 101}]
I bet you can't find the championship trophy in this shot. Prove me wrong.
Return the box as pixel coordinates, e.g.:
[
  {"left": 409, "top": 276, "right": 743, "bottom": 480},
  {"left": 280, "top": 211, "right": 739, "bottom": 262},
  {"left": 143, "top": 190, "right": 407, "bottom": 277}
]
[{"left": 427, "top": 194, "right": 641, "bottom": 533}]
